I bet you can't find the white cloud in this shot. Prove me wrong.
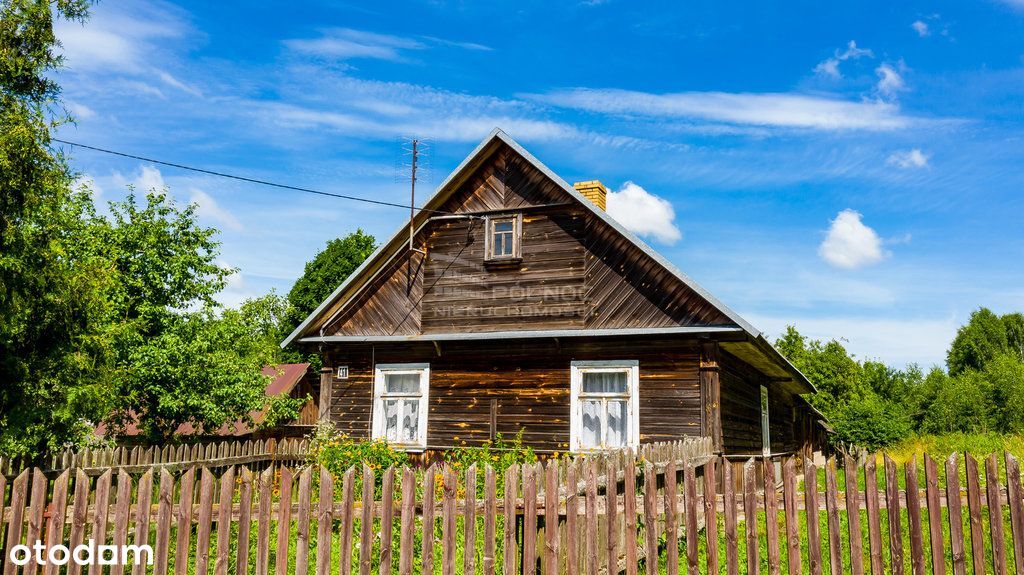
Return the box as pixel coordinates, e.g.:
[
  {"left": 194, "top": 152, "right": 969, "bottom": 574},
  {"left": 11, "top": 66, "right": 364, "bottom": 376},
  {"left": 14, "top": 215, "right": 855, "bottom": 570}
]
[
  {"left": 887, "top": 148, "right": 930, "bottom": 169},
  {"left": 606, "top": 182, "right": 682, "bottom": 244},
  {"left": 135, "top": 165, "right": 167, "bottom": 192},
  {"left": 875, "top": 62, "right": 907, "bottom": 101},
  {"left": 55, "top": 3, "right": 185, "bottom": 73},
  {"left": 285, "top": 28, "right": 424, "bottom": 61},
  {"left": 818, "top": 209, "right": 889, "bottom": 269},
  {"left": 535, "top": 88, "right": 911, "bottom": 131},
  {"left": 814, "top": 40, "right": 874, "bottom": 79},
  {"left": 912, "top": 20, "right": 930, "bottom": 37},
  {"left": 65, "top": 101, "right": 96, "bottom": 120},
  {"left": 156, "top": 70, "right": 202, "bottom": 97},
  {"left": 190, "top": 188, "right": 243, "bottom": 231}
]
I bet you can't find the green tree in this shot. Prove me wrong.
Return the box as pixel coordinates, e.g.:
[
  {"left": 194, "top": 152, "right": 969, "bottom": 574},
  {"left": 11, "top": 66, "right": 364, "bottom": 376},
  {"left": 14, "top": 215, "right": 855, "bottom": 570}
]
[
  {"left": 1003, "top": 312, "right": 1024, "bottom": 362},
  {"left": 924, "top": 370, "right": 994, "bottom": 434},
  {"left": 983, "top": 352, "right": 1024, "bottom": 433},
  {"left": 775, "top": 326, "right": 862, "bottom": 415},
  {"left": 283, "top": 230, "right": 376, "bottom": 333},
  {"left": 0, "top": 0, "right": 107, "bottom": 457},
  {"left": 830, "top": 394, "right": 912, "bottom": 452},
  {"left": 947, "top": 308, "right": 1008, "bottom": 376}
]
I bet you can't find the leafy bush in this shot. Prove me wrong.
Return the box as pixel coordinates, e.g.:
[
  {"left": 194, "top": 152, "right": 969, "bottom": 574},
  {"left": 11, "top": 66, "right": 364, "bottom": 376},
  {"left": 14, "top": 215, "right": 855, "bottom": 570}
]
[
  {"left": 830, "top": 394, "right": 912, "bottom": 451},
  {"left": 442, "top": 431, "right": 539, "bottom": 496},
  {"left": 306, "top": 422, "right": 409, "bottom": 478}
]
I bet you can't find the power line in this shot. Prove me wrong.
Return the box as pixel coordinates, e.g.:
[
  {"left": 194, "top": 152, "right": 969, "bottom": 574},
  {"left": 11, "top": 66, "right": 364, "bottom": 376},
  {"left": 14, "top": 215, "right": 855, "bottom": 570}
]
[{"left": 52, "top": 138, "right": 450, "bottom": 214}]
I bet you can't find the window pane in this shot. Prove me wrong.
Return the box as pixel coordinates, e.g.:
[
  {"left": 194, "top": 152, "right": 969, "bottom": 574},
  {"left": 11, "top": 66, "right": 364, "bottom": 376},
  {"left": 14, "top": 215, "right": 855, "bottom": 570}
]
[
  {"left": 606, "top": 401, "right": 628, "bottom": 447},
  {"left": 581, "top": 371, "right": 628, "bottom": 394},
  {"left": 385, "top": 372, "right": 420, "bottom": 393},
  {"left": 493, "top": 234, "right": 504, "bottom": 256},
  {"left": 400, "top": 400, "right": 419, "bottom": 443},
  {"left": 494, "top": 221, "right": 513, "bottom": 232},
  {"left": 383, "top": 400, "right": 401, "bottom": 441},
  {"left": 580, "top": 400, "right": 602, "bottom": 448}
]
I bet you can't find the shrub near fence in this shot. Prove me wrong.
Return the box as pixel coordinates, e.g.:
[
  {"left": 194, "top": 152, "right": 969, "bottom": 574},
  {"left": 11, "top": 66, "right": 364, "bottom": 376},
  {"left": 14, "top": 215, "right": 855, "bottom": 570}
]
[{"left": 0, "top": 438, "right": 1023, "bottom": 575}]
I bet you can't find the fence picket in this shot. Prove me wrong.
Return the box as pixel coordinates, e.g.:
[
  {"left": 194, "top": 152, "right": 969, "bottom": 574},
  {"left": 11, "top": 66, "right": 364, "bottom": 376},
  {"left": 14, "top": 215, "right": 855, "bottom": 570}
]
[
  {"left": 566, "top": 460, "right": 580, "bottom": 575},
  {"left": 255, "top": 466, "right": 274, "bottom": 575},
  {"left": 484, "top": 465, "right": 497, "bottom": 575},
  {"left": 423, "top": 465, "right": 437, "bottom": 575},
  {"left": 643, "top": 460, "right": 658, "bottom": 575},
  {"left": 825, "top": 457, "right": 842, "bottom": 575},
  {"left": 924, "top": 455, "right": 946, "bottom": 575},
  {"left": 885, "top": 455, "right": 906, "bottom": 575},
  {"left": 318, "top": 467, "right": 336, "bottom": 575},
  {"left": 1006, "top": 453, "right": 1024, "bottom": 575},
  {"left": 744, "top": 459, "right": 760, "bottom": 575},
  {"left": 195, "top": 467, "right": 216, "bottom": 575},
  {"left": 154, "top": 469, "right": 174, "bottom": 575},
  {"left": 985, "top": 454, "right": 1007, "bottom": 575},
  {"left": 237, "top": 468, "right": 254, "bottom": 575},
  {"left": 380, "top": 466, "right": 395, "bottom": 575},
  {"left": 523, "top": 462, "right": 539, "bottom": 575},
  {"left": 765, "top": 457, "right": 782, "bottom": 575},
  {"left": 684, "top": 459, "right": 699, "bottom": 575},
  {"left": 43, "top": 469, "right": 70, "bottom": 575},
  {"left": 782, "top": 457, "right": 801, "bottom": 575},
  {"left": 442, "top": 466, "right": 457, "bottom": 575},
  {"left": 176, "top": 466, "right": 197, "bottom": 572},
  {"left": 905, "top": 457, "right": 926, "bottom": 575},
  {"left": 964, "top": 454, "right": 985, "bottom": 575},
  {"left": 68, "top": 469, "right": 91, "bottom": 575},
  {"left": 26, "top": 468, "right": 47, "bottom": 575},
  {"left": 843, "top": 454, "right": 864, "bottom": 575},
  {"left": 502, "top": 464, "right": 519, "bottom": 575},
  {"left": 545, "top": 460, "right": 560, "bottom": 575},
  {"left": 111, "top": 471, "right": 133, "bottom": 575},
  {"left": 0, "top": 469, "right": 26, "bottom": 574},
  {"left": 132, "top": 469, "right": 154, "bottom": 575},
  {"left": 465, "top": 464, "right": 477, "bottom": 575},
  {"left": 359, "top": 465, "right": 374, "bottom": 575},
  {"left": 724, "top": 461, "right": 739, "bottom": 575},
  {"left": 945, "top": 455, "right": 967, "bottom": 575},
  {"left": 215, "top": 468, "right": 237, "bottom": 575},
  {"left": 864, "top": 457, "right": 884, "bottom": 575},
  {"left": 704, "top": 457, "right": 720, "bottom": 575},
  {"left": 805, "top": 458, "right": 823, "bottom": 575},
  {"left": 295, "top": 467, "right": 313, "bottom": 575},
  {"left": 399, "top": 467, "right": 416, "bottom": 575}
]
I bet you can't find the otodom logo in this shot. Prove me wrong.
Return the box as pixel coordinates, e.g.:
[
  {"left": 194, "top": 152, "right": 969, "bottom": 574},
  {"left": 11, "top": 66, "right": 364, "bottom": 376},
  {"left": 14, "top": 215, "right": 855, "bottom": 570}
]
[{"left": 9, "top": 540, "right": 153, "bottom": 567}]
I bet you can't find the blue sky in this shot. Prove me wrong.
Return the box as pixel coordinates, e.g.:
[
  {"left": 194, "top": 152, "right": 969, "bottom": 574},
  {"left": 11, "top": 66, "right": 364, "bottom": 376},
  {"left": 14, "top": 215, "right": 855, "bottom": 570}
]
[{"left": 53, "top": 0, "right": 1024, "bottom": 368}]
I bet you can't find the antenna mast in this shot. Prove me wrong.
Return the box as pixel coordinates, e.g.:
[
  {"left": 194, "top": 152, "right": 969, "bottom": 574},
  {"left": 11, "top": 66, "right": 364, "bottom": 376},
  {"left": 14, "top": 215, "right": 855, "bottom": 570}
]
[{"left": 408, "top": 139, "right": 427, "bottom": 254}]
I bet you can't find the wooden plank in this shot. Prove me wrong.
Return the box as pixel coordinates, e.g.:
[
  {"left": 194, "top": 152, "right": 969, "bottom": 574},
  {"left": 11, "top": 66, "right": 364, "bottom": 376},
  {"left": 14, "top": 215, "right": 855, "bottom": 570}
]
[
  {"left": 744, "top": 459, "right": 760, "bottom": 575},
  {"left": 545, "top": 460, "right": 560, "bottom": 575},
  {"left": 422, "top": 465, "right": 437, "bottom": 575},
  {"left": 26, "top": 468, "right": 47, "bottom": 575},
  {"left": 704, "top": 457, "right": 720, "bottom": 575},
  {"left": 765, "top": 458, "right": 782, "bottom": 575},
  {"left": 275, "top": 466, "right": 294, "bottom": 575},
  {"left": 176, "top": 466, "right": 197, "bottom": 572},
  {"left": 1006, "top": 453, "right": 1024, "bottom": 575},
  {"left": 905, "top": 457, "right": 926, "bottom": 575},
  {"left": 320, "top": 468, "right": 338, "bottom": 575},
  {"left": 442, "top": 466, "right": 457, "bottom": 575},
  {"left": 89, "top": 469, "right": 113, "bottom": 575},
  {"left": 964, "top": 455, "right": 985, "bottom": 575},
  {"left": 618, "top": 452, "right": 634, "bottom": 572},
  {"left": 237, "top": 468, "right": 254, "bottom": 575},
  {"left": 683, "top": 459, "right": 699, "bottom": 575},
  {"left": 0, "top": 470, "right": 27, "bottom": 575},
  {"left": 400, "top": 467, "right": 416, "bottom": 575},
  {"left": 825, "top": 457, "right": 842, "bottom": 575},
  {"left": 465, "top": 465, "right": 478, "bottom": 575},
  {"left": 643, "top": 460, "right": 658, "bottom": 575},
  {"left": 484, "top": 465, "right": 497, "bottom": 575},
  {"left": 195, "top": 467, "right": 216, "bottom": 575},
  {"left": 255, "top": 466, "right": 274, "bottom": 575},
  {"left": 132, "top": 470, "right": 154, "bottom": 575},
  {"left": 111, "top": 471, "right": 133, "bottom": 575},
  {"left": 864, "top": 457, "right": 884, "bottom": 575},
  {"left": 782, "top": 457, "right": 802, "bottom": 575},
  {"left": 985, "top": 454, "right": 1007, "bottom": 575},
  {"left": 884, "top": 456, "right": 905, "bottom": 575},
  {"left": 665, "top": 458, "right": 679, "bottom": 575},
  {"left": 154, "top": 469, "right": 174, "bottom": 575},
  {"left": 805, "top": 458, "right": 823, "bottom": 575},
  {"left": 380, "top": 466, "right": 395, "bottom": 575},
  {"left": 843, "top": 455, "right": 864, "bottom": 575},
  {"left": 724, "top": 461, "right": 740, "bottom": 575},
  {"left": 68, "top": 469, "right": 91, "bottom": 575},
  {"left": 359, "top": 465, "right": 374, "bottom": 575},
  {"left": 523, "top": 462, "right": 538, "bottom": 575},
  {"left": 214, "top": 467, "right": 236, "bottom": 575},
  {"left": 566, "top": 460, "right": 580, "bottom": 575},
  {"left": 924, "top": 455, "right": 946, "bottom": 575},
  {"left": 502, "top": 464, "right": 518, "bottom": 575},
  {"left": 945, "top": 454, "right": 967, "bottom": 575},
  {"left": 295, "top": 467, "right": 313, "bottom": 575},
  {"left": 43, "top": 469, "right": 70, "bottom": 575}
]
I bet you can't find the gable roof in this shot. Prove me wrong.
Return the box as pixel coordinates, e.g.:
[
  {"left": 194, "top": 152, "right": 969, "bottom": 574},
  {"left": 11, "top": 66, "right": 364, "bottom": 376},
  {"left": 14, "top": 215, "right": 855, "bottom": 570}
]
[{"left": 281, "top": 129, "right": 814, "bottom": 393}]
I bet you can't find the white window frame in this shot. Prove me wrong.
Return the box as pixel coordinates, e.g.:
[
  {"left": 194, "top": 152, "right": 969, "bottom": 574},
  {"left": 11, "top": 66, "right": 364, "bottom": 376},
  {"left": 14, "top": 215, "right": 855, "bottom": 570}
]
[
  {"left": 372, "top": 363, "right": 430, "bottom": 450},
  {"left": 484, "top": 214, "right": 522, "bottom": 261},
  {"left": 569, "top": 360, "right": 640, "bottom": 452}
]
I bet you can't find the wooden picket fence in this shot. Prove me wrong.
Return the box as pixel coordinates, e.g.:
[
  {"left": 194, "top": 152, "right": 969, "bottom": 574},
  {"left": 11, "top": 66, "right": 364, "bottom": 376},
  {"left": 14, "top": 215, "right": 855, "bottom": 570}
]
[
  {"left": 0, "top": 438, "right": 310, "bottom": 479},
  {"left": 0, "top": 442, "right": 1023, "bottom": 574}
]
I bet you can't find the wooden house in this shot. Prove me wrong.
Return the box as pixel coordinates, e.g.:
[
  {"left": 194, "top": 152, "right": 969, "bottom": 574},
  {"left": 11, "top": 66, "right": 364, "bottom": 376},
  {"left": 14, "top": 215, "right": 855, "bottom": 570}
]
[{"left": 283, "top": 129, "right": 826, "bottom": 457}]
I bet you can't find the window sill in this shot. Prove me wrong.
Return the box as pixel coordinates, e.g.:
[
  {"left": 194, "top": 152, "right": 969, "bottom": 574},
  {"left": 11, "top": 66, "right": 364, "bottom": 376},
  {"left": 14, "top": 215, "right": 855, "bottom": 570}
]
[{"left": 484, "top": 257, "right": 522, "bottom": 269}]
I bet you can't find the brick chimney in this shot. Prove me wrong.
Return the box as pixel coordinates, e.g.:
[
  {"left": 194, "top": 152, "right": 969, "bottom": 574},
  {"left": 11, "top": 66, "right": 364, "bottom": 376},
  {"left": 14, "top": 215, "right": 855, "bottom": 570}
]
[{"left": 573, "top": 180, "right": 608, "bottom": 210}]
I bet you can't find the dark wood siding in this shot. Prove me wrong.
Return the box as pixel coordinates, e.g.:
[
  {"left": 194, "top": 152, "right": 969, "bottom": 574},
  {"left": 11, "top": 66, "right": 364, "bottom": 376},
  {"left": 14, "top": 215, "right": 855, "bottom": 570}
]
[
  {"left": 720, "top": 351, "right": 800, "bottom": 455},
  {"left": 324, "top": 336, "right": 702, "bottom": 452}
]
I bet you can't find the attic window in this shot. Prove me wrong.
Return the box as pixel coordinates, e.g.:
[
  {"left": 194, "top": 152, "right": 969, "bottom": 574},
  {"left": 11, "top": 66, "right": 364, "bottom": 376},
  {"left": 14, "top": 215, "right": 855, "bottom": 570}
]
[{"left": 485, "top": 214, "right": 522, "bottom": 261}]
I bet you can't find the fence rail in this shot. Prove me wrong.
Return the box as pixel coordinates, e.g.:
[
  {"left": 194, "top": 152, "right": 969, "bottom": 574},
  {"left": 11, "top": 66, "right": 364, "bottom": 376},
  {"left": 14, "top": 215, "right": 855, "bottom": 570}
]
[{"left": 0, "top": 440, "right": 1022, "bottom": 574}]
